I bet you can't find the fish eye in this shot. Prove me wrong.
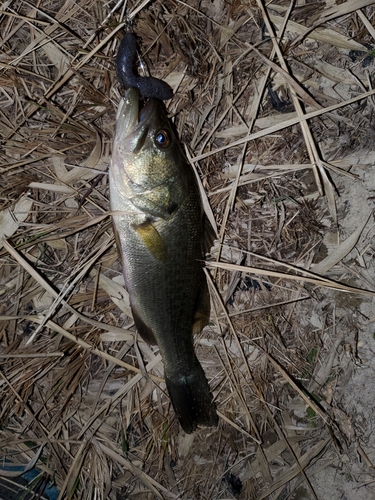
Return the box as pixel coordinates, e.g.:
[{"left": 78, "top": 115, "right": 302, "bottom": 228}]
[{"left": 155, "top": 130, "right": 170, "bottom": 148}]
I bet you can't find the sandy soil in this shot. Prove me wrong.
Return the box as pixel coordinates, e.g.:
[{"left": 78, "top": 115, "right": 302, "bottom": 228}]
[
  {"left": 1, "top": 2, "right": 375, "bottom": 499},
  {"left": 309, "top": 154, "right": 375, "bottom": 500}
]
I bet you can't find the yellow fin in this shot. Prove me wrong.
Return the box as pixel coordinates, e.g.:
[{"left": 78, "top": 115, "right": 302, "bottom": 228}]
[{"left": 134, "top": 221, "right": 167, "bottom": 262}]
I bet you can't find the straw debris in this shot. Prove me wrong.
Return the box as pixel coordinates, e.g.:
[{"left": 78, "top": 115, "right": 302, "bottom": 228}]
[{"left": 1, "top": 1, "right": 375, "bottom": 498}]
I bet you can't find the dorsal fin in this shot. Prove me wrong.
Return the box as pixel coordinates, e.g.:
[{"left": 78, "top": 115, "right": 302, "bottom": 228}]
[
  {"left": 202, "top": 215, "right": 216, "bottom": 256},
  {"left": 192, "top": 278, "right": 210, "bottom": 336}
]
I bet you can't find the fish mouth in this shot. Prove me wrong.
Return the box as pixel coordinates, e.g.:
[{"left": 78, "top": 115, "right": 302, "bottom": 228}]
[{"left": 116, "top": 87, "right": 158, "bottom": 139}]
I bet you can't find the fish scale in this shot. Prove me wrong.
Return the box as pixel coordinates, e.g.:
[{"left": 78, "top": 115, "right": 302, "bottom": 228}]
[{"left": 110, "top": 87, "right": 218, "bottom": 433}]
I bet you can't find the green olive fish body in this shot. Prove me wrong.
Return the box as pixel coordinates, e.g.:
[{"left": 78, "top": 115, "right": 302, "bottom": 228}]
[{"left": 110, "top": 88, "right": 217, "bottom": 433}]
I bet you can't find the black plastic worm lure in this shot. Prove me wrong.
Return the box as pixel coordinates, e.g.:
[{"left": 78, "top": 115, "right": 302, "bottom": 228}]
[{"left": 116, "top": 32, "right": 173, "bottom": 101}]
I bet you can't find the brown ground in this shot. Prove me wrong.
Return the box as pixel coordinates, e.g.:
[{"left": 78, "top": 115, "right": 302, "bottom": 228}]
[{"left": 1, "top": 1, "right": 375, "bottom": 499}]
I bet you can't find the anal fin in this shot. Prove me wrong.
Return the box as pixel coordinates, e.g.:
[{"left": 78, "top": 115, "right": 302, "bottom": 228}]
[{"left": 132, "top": 308, "right": 158, "bottom": 345}]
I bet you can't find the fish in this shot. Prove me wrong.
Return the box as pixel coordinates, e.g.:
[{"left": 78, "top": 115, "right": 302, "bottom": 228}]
[
  {"left": 109, "top": 87, "right": 218, "bottom": 433},
  {"left": 116, "top": 33, "right": 173, "bottom": 101}
]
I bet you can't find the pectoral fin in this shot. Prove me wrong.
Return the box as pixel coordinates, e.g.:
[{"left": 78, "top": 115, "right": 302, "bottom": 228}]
[{"left": 133, "top": 221, "right": 168, "bottom": 262}]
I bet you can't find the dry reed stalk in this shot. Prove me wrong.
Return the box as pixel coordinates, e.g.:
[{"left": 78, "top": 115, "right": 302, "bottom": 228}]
[{"left": 1, "top": 1, "right": 375, "bottom": 499}]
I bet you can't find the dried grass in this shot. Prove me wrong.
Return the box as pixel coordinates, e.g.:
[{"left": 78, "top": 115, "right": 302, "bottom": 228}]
[{"left": 1, "top": 1, "right": 375, "bottom": 499}]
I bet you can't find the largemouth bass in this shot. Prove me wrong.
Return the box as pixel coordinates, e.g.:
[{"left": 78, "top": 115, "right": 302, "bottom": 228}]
[{"left": 109, "top": 87, "right": 218, "bottom": 433}]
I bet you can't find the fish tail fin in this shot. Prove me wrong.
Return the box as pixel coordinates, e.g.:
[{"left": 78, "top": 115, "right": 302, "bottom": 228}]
[{"left": 165, "top": 362, "right": 218, "bottom": 434}]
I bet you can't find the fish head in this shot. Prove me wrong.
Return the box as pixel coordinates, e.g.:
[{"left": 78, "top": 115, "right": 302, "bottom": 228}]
[{"left": 111, "top": 87, "right": 188, "bottom": 216}]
